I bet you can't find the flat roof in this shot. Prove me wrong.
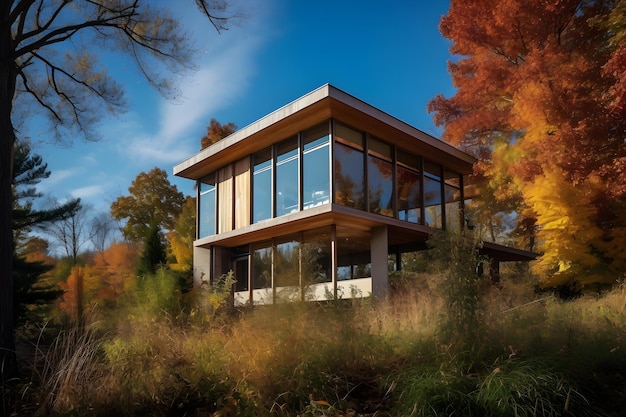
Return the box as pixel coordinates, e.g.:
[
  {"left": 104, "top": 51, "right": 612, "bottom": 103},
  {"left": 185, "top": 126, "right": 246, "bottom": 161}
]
[{"left": 174, "top": 84, "right": 477, "bottom": 180}]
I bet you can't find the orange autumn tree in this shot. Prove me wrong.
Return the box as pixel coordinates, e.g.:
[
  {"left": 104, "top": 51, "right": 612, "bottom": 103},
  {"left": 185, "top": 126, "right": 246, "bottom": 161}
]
[{"left": 428, "top": 0, "right": 626, "bottom": 289}]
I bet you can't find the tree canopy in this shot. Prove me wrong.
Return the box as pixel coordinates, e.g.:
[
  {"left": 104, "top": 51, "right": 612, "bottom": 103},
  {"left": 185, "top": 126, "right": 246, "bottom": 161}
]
[
  {"left": 428, "top": 0, "right": 626, "bottom": 289},
  {"left": 0, "top": 0, "right": 232, "bottom": 378},
  {"left": 111, "top": 167, "right": 185, "bottom": 243},
  {"left": 200, "top": 118, "right": 237, "bottom": 149}
]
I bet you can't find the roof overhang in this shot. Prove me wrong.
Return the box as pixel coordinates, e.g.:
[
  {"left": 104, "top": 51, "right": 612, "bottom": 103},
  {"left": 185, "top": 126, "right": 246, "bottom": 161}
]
[
  {"left": 174, "top": 84, "right": 477, "bottom": 180},
  {"left": 480, "top": 241, "right": 538, "bottom": 262}
]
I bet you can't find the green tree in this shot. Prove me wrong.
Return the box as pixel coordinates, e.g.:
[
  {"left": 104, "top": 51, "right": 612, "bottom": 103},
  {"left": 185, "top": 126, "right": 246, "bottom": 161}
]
[
  {"left": 13, "top": 141, "right": 79, "bottom": 324},
  {"left": 136, "top": 221, "right": 167, "bottom": 277},
  {"left": 168, "top": 196, "right": 196, "bottom": 271},
  {"left": 1, "top": 1, "right": 231, "bottom": 379},
  {"left": 111, "top": 167, "right": 186, "bottom": 243}
]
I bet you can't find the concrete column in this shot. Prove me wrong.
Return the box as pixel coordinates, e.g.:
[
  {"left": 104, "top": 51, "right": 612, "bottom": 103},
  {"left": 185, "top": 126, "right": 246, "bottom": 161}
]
[
  {"left": 371, "top": 225, "right": 389, "bottom": 299},
  {"left": 193, "top": 246, "right": 212, "bottom": 287}
]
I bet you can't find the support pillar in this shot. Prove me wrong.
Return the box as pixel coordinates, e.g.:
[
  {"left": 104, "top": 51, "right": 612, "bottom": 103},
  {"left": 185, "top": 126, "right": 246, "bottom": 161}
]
[{"left": 371, "top": 225, "right": 389, "bottom": 299}]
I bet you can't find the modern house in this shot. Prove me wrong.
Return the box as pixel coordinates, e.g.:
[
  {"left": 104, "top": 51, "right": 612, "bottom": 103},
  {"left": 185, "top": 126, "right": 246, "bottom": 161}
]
[{"left": 174, "top": 85, "right": 535, "bottom": 306}]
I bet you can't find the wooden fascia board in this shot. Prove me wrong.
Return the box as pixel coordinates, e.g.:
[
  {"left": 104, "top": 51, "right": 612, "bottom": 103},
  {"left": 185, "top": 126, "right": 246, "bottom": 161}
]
[{"left": 174, "top": 84, "right": 477, "bottom": 180}]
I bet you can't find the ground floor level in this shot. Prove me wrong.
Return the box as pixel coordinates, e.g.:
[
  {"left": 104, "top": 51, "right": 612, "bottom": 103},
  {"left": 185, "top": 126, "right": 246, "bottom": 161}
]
[{"left": 193, "top": 219, "right": 536, "bottom": 306}]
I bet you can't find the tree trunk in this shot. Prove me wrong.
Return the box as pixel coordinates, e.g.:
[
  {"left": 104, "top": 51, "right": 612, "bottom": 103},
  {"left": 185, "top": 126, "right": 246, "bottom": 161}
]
[{"left": 0, "top": 7, "right": 18, "bottom": 381}]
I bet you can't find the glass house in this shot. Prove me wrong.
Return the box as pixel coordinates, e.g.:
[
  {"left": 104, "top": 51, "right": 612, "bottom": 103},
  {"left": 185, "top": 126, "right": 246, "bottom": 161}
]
[{"left": 174, "top": 85, "right": 534, "bottom": 305}]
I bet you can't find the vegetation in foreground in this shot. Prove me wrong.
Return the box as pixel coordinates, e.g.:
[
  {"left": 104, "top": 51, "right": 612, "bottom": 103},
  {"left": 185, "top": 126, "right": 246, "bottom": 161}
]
[{"left": 3, "top": 241, "right": 626, "bottom": 416}]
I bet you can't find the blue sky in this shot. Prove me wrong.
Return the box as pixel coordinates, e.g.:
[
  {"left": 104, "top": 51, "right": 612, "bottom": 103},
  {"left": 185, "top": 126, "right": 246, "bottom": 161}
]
[{"left": 34, "top": 1, "right": 454, "bottom": 217}]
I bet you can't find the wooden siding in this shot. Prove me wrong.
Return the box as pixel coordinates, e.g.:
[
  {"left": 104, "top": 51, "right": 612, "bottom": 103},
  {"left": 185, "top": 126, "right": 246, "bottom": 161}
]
[
  {"left": 234, "top": 158, "right": 251, "bottom": 229},
  {"left": 218, "top": 165, "right": 233, "bottom": 233}
]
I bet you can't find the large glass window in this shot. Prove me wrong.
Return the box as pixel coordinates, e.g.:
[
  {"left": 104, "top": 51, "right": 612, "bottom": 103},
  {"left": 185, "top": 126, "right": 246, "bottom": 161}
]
[
  {"left": 336, "top": 227, "right": 371, "bottom": 280},
  {"left": 445, "top": 170, "right": 462, "bottom": 233},
  {"left": 367, "top": 136, "right": 393, "bottom": 217},
  {"left": 303, "top": 124, "right": 330, "bottom": 209},
  {"left": 302, "top": 227, "right": 332, "bottom": 284},
  {"left": 334, "top": 123, "right": 365, "bottom": 209},
  {"left": 274, "top": 236, "right": 300, "bottom": 288},
  {"left": 253, "top": 148, "right": 272, "bottom": 223},
  {"left": 424, "top": 161, "right": 442, "bottom": 228},
  {"left": 198, "top": 173, "right": 217, "bottom": 238},
  {"left": 275, "top": 137, "right": 299, "bottom": 217},
  {"left": 397, "top": 152, "right": 421, "bottom": 223},
  {"left": 252, "top": 244, "right": 272, "bottom": 289}
]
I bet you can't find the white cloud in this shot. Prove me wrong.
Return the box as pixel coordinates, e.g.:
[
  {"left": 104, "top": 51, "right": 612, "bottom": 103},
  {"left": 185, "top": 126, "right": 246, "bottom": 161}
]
[
  {"left": 71, "top": 184, "right": 103, "bottom": 200},
  {"left": 112, "top": 14, "right": 266, "bottom": 166},
  {"left": 47, "top": 168, "right": 79, "bottom": 185}
]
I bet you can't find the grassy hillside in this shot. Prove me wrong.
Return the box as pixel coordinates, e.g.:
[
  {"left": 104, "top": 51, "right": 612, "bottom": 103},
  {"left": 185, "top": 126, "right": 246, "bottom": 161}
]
[{"left": 4, "top": 265, "right": 626, "bottom": 416}]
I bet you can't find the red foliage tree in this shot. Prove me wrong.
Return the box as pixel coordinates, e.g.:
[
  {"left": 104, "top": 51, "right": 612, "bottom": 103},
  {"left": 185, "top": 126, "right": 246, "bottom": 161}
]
[{"left": 429, "top": 0, "right": 626, "bottom": 288}]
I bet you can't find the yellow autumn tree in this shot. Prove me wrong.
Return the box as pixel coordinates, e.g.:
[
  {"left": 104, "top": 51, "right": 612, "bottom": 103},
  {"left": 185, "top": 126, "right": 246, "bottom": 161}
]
[{"left": 168, "top": 197, "right": 195, "bottom": 272}]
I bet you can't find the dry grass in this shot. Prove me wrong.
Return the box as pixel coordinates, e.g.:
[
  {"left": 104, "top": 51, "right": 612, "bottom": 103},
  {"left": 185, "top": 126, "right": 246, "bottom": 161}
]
[{"left": 13, "top": 270, "right": 626, "bottom": 416}]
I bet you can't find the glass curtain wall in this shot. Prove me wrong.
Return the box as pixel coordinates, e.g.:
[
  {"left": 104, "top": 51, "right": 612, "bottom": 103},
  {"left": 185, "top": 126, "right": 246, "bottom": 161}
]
[
  {"left": 444, "top": 170, "right": 462, "bottom": 232},
  {"left": 302, "top": 227, "right": 332, "bottom": 285},
  {"left": 252, "top": 244, "right": 272, "bottom": 290},
  {"left": 303, "top": 123, "right": 331, "bottom": 209},
  {"left": 367, "top": 136, "right": 394, "bottom": 217},
  {"left": 253, "top": 148, "right": 272, "bottom": 223},
  {"left": 275, "top": 137, "right": 299, "bottom": 217},
  {"left": 334, "top": 123, "right": 365, "bottom": 209},
  {"left": 198, "top": 173, "right": 217, "bottom": 238},
  {"left": 248, "top": 228, "right": 332, "bottom": 303},
  {"left": 424, "top": 161, "right": 443, "bottom": 228},
  {"left": 336, "top": 228, "right": 371, "bottom": 281},
  {"left": 397, "top": 153, "right": 422, "bottom": 223}
]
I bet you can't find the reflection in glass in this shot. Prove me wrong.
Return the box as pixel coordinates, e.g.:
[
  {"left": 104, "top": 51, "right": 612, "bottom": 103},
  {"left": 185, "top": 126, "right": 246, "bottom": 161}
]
[
  {"left": 334, "top": 142, "right": 365, "bottom": 209},
  {"left": 397, "top": 166, "right": 421, "bottom": 223},
  {"left": 303, "top": 124, "right": 330, "bottom": 209},
  {"left": 302, "top": 227, "right": 332, "bottom": 284},
  {"left": 445, "top": 170, "right": 462, "bottom": 232},
  {"left": 368, "top": 154, "right": 393, "bottom": 217},
  {"left": 252, "top": 245, "right": 272, "bottom": 289},
  {"left": 424, "top": 161, "right": 442, "bottom": 228},
  {"left": 336, "top": 228, "right": 371, "bottom": 280},
  {"left": 274, "top": 238, "right": 299, "bottom": 287},
  {"left": 199, "top": 173, "right": 216, "bottom": 238},
  {"left": 276, "top": 137, "right": 299, "bottom": 217},
  {"left": 424, "top": 175, "right": 442, "bottom": 228},
  {"left": 253, "top": 148, "right": 272, "bottom": 223}
]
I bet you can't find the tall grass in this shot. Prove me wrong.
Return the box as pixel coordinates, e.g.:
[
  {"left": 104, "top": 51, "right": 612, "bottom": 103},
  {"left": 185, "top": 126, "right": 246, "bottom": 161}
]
[{"left": 12, "top": 268, "right": 626, "bottom": 416}]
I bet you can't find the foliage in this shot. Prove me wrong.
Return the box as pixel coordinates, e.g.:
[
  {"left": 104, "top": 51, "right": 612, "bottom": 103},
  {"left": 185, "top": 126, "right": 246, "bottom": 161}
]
[
  {"left": 428, "top": 0, "right": 626, "bottom": 289},
  {"left": 168, "top": 196, "right": 196, "bottom": 272},
  {"left": 13, "top": 249, "right": 60, "bottom": 325},
  {"left": 427, "top": 230, "right": 488, "bottom": 349},
  {"left": 0, "top": 0, "right": 232, "bottom": 380},
  {"left": 200, "top": 118, "right": 237, "bottom": 149},
  {"left": 111, "top": 167, "right": 185, "bottom": 243},
  {"left": 136, "top": 221, "right": 167, "bottom": 277},
  {"left": 7, "top": 271, "right": 626, "bottom": 416},
  {"left": 12, "top": 141, "right": 80, "bottom": 241},
  {"left": 58, "top": 266, "right": 88, "bottom": 328},
  {"left": 12, "top": 142, "right": 77, "bottom": 324}
]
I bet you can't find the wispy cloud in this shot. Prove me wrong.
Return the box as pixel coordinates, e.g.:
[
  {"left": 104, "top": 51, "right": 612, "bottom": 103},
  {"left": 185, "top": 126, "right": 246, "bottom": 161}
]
[
  {"left": 47, "top": 168, "right": 79, "bottom": 185},
  {"left": 71, "top": 184, "right": 104, "bottom": 200},
  {"left": 118, "top": 5, "right": 268, "bottom": 166}
]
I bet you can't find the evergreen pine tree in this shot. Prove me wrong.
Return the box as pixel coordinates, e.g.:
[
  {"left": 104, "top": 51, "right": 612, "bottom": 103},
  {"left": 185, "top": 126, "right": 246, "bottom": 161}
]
[{"left": 136, "top": 221, "right": 167, "bottom": 277}]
